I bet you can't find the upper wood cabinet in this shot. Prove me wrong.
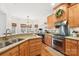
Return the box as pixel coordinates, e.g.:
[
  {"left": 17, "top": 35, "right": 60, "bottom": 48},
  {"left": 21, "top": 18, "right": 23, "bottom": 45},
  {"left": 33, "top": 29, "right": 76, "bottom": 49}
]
[
  {"left": 47, "top": 15, "right": 56, "bottom": 29},
  {"left": 47, "top": 4, "right": 69, "bottom": 29},
  {"left": 68, "top": 4, "right": 79, "bottom": 28},
  {"left": 53, "top": 4, "right": 68, "bottom": 22}
]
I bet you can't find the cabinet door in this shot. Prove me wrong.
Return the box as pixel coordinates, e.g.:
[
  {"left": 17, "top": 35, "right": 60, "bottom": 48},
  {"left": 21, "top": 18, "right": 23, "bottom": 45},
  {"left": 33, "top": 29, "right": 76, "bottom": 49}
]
[
  {"left": 65, "top": 39, "right": 78, "bottom": 56},
  {"left": 24, "top": 41, "right": 29, "bottom": 56},
  {"left": 10, "top": 46, "right": 19, "bottom": 56},
  {"left": 68, "top": 6, "right": 75, "bottom": 27},
  {"left": 44, "top": 34, "right": 52, "bottom": 47},
  {"left": 78, "top": 41, "right": 79, "bottom": 56},
  {"left": 65, "top": 39, "right": 71, "bottom": 55},
  {"left": 70, "top": 40, "right": 78, "bottom": 56},
  {"left": 29, "top": 39, "right": 42, "bottom": 56},
  {"left": 74, "top": 4, "right": 79, "bottom": 27},
  {"left": 47, "top": 15, "right": 56, "bottom": 29},
  {"left": 44, "top": 34, "right": 48, "bottom": 44},
  {"left": 47, "top": 35, "right": 52, "bottom": 47},
  {"left": 19, "top": 41, "right": 28, "bottom": 56},
  {"left": 0, "top": 51, "right": 11, "bottom": 56},
  {"left": 0, "top": 46, "right": 19, "bottom": 56},
  {"left": 69, "top": 4, "right": 79, "bottom": 27},
  {"left": 19, "top": 44, "right": 25, "bottom": 56}
]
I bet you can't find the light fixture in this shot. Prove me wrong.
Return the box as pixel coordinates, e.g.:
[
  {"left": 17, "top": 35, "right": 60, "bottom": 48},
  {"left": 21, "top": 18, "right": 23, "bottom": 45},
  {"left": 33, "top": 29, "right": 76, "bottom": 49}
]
[
  {"left": 27, "top": 16, "right": 29, "bottom": 23},
  {"left": 51, "top": 3, "right": 55, "bottom": 6}
]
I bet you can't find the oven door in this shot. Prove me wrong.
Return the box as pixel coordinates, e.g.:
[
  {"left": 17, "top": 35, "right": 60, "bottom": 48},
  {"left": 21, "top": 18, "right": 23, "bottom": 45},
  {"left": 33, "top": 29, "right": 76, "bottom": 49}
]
[{"left": 52, "top": 39, "right": 64, "bottom": 53}]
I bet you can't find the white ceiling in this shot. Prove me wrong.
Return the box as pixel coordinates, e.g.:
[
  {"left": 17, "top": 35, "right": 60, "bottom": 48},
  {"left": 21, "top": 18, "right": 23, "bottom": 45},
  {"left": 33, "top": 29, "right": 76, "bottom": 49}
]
[
  {"left": 0, "top": 3, "right": 52, "bottom": 19},
  {"left": 0, "top": 3, "right": 53, "bottom": 26}
]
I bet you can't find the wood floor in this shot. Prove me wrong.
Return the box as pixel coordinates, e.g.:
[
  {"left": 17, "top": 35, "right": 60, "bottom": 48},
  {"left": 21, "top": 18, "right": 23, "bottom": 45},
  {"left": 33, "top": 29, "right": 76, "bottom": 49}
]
[{"left": 41, "top": 44, "right": 64, "bottom": 56}]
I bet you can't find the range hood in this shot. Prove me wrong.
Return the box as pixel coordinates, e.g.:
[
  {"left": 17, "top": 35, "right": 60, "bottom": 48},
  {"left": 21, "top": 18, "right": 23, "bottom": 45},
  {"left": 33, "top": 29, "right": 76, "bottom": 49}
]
[{"left": 55, "top": 20, "right": 68, "bottom": 27}]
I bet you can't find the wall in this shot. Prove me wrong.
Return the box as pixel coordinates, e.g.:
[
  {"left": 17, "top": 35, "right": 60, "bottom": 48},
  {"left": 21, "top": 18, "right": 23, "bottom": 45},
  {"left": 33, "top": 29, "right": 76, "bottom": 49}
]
[
  {"left": 6, "top": 16, "right": 47, "bottom": 34},
  {"left": 0, "top": 10, "right": 6, "bottom": 35},
  {"left": 0, "top": 3, "right": 52, "bottom": 34}
]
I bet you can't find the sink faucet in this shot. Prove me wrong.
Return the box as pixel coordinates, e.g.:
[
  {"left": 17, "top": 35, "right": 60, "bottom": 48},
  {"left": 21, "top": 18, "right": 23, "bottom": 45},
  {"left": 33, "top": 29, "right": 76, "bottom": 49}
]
[
  {"left": 4, "top": 29, "right": 12, "bottom": 40},
  {"left": 5, "top": 29, "right": 12, "bottom": 35}
]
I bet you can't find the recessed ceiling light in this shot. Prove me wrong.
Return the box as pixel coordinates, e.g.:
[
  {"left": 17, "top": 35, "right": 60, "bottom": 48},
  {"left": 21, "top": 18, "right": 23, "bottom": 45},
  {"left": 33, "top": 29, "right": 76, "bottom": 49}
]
[{"left": 51, "top": 3, "right": 55, "bottom": 6}]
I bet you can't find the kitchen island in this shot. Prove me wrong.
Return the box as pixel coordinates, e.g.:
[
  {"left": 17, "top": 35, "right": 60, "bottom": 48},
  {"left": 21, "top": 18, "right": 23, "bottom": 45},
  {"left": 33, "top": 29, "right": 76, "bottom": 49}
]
[{"left": 0, "top": 34, "right": 42, "bottom": 56}]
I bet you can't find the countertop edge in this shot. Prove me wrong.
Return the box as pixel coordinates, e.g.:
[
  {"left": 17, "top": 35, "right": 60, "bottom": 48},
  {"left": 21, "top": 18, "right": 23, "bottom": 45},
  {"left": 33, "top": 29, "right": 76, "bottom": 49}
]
[
  {"left": 0, "top": 36, "right": 41, "bottom": 54},
  {"left": 65, "top": 36, "right": 79, "bottom": 40}
]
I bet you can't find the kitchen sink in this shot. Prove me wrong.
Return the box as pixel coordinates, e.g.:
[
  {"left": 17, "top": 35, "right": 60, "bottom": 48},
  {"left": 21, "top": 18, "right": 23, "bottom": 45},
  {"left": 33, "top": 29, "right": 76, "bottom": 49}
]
[
  {"left": 0, "top": 42, "right": 5, "bottom": 48},
  {"left": 0, "top": 41, "right": 13, "bottom": 49},
  {"left": 0, "top": 38, "right": 24, "bottom": 49},
  {"left": 17, "top": 38, "right": 23, "bottom": 41},
  {"left": 4, "top": 41, "right": 13, "bottom": 46},
  {"left": 11, "top": 38, "right": 23, "bottom": 43}
]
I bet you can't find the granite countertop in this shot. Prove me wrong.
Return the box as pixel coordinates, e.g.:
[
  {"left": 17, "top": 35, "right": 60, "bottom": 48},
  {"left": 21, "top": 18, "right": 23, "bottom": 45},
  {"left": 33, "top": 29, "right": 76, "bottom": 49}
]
[
  {"left": 0, "top": 35, "right": 41, "bottom": 54},
  {"left": 47, "top": 33, "right": 79, "bottom": 40},
  {"left": 65, "top": 36, "right": 79, "bottom": 40}
]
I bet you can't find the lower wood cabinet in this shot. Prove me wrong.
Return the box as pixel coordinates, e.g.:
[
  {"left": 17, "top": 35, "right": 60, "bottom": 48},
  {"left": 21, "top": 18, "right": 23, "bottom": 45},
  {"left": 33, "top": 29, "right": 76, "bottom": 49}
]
[
  {"left": 29, "top": 39, "right": 42, "bottom": 56},
  {"left": 77, "top": 41, "right": 79, "bottom": 56},
  {"left": 44, "top": 34, "right": 52, "bottom": 47},
  {"left": 65, "top": 39, "right": 71, "bottom": 56},
  {"left": 70, "top": 40, "right": 78, "bottom": 56},
  {"left": 65, "top": 39, "right": 78, "bottom": 56},
  {"left": 0, "top": 38, "right": 42, "bottom": 56},
  {"left": 19, "top": 41, "right": 29, "bottom": 56},
  {"left": 0, "top": 46, "right": 19, "bottom": 56}
]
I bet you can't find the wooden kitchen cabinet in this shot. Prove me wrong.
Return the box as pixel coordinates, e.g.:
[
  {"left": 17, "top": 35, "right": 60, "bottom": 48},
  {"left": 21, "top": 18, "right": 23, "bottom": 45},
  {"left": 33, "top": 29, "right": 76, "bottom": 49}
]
[
  {"left": 44, "top": 34, "right": 52, "bottom": 47},
  {"left": 68, "top": 4, "right": 79, "bottom": 27},
  {"left": 53, "top": 4, "right": 68, "bottom": 22},
  {"left": 0, "top": 51, "right": 11, "bottom": 56},
  {"left": 0, "top": 46, "right": 19, "bottom": 56},
  {"left": 74, "top": 4, "right": 79, "bottom": 27},
  {"left": 77, "top": 41, "right": 79, "bottom": 56},
  {"left": 29, "top": 39, "right": 42, "bottom": 56},
  {"left": 47, "top": 15, "right": 57, "bottom": 29},
  {"left": 68, "top": 6, "right": 74, "bottom": 27},
  {"left": 70, "top": 40, "right": 78, "bottom": 56},
  {"left": 65, "top": 39, "right": 71, "bottom": 55},
  {"left": 10, "top": 46, "right": 19, "bottom": 56},
  {"left": 19, "top": 41, "right": 29, "bottom": 56},
  {"left": 65, "top": 39, "right": 78, "bottom": 56},
  {"left": 0, "top": 38, "right": 42, "bottom": 56}
]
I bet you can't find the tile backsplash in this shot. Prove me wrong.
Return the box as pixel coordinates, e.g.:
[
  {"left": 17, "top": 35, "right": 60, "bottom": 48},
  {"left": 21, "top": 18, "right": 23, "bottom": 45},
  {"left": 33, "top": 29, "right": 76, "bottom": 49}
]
[{"left": 69, "top": 27, "right": 79, "bottom": 35}]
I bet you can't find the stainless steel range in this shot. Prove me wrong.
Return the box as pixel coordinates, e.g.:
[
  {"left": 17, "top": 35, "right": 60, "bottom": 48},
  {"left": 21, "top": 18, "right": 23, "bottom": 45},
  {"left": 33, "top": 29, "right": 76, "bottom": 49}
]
[
  {"left": 52, "top": 20, "right": 70, "bottom": 53},
  {"left": 52, "top": 35, "right": 65, "bottom": 53}
]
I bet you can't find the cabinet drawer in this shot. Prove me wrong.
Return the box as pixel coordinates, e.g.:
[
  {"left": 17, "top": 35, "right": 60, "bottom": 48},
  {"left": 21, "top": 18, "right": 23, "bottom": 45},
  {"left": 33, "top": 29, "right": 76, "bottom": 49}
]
[
  {"left": 29, "top": 42, "right": 41, "bottom": 47},
  {"left": 29, "top": 39, "right": 41, "bottom": 44},
  {"left": 10, "top": 46, "right": 19, "bottom": 56},
  {"left": 0, "top": 46, "right": 19, "bottom": 56},
  {"left": 20, "top": 41, "right": 28, "bottom": 48},
  {"left": 0, "top": 51, "right": 11, "bottom": 56},
  {"left": 29, "top": 50, "right": 41, "bottom": 56},
  {"left": 78, "top": 41, "right": 79, "bottom": 56},
  {"left": 29, "top": 45, "right": 41, "bottom": 52},
  {"left": 10, "top": 46, "right": 19, "bottom": 52},
  {"left": 11, "top": 52, "right": 19, "bottom": 56}
]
